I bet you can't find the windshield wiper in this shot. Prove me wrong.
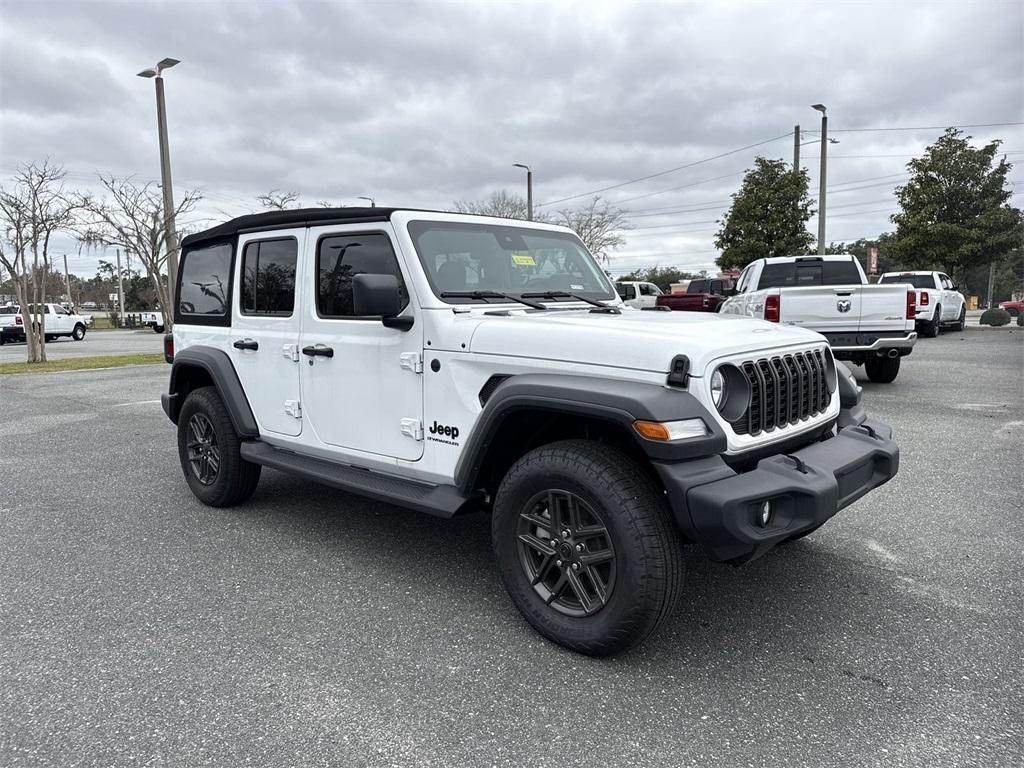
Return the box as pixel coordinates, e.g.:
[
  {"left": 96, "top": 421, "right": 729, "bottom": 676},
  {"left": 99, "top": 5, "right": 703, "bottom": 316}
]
[
  {"left": 439, "top": 290, "right": 548, "bottom": 310},
  {"left": 520, "top": 291, "right": 621, "bottom": 313}
]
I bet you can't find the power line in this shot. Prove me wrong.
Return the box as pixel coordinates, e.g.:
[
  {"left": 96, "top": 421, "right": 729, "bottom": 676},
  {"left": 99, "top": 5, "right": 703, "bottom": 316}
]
[
  {"left": 536, "top": 132, "right": 792, "bottom": 207},
  {"left": 829, "top": 121, "right": 1024, "bottom": 133}
]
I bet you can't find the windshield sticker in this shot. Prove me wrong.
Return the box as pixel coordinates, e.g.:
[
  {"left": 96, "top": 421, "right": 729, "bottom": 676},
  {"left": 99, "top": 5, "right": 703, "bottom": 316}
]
[
  {"left": 511, "top": 252, "right": 536, "bottom": 267},
  {"left": 570, "top": 284, "right": 584, "bottom": 290}
]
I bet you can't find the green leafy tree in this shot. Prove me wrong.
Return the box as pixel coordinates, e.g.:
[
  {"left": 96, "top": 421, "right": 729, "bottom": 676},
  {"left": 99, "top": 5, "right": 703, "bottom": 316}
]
[
  {"left": 618, "top": 266, "right": 697, "bottom": 292},
  {"left": 714, "top": 157, "right": 815, "bottom": 270},
  {"left": 887, "top": 128, "right": 1022, "bottom": 281}
]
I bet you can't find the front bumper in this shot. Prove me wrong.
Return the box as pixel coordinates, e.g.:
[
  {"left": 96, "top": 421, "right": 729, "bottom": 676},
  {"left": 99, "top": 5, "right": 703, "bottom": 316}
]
[{"left": 654, "top": 416, "right": 898, "bottom": 564}]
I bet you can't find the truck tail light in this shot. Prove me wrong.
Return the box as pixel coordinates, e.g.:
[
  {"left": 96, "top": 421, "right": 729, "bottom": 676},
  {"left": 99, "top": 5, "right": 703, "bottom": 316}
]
[
  {"left": 15, "top": 314, "right": 23, "bottom": 325},
  {"left": 907, "top": 290, "right": 916, "bottom": 320},
  {"left": 163, "top": 333, "right": 174, "bottom": 364},
  {"left": 765, "top": 294, "right": 780, "bottom": 323},
  {"left": 919, "top": 291, "right": 929, "bottom": 306}
]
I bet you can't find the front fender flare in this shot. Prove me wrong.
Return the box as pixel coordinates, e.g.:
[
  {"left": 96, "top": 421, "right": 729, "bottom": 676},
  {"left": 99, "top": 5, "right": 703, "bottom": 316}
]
[{"left": 454, "top": 373, "right": 727, "bottom": 493}]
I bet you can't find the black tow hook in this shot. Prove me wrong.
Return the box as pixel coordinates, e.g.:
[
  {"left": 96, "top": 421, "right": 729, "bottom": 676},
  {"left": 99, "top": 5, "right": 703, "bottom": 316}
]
[
  {"left": 783, "top": 454, "right": 809, "bottom": 474},
  {"left": 857, "top": 424, "right": 879, "bottom": 439}
]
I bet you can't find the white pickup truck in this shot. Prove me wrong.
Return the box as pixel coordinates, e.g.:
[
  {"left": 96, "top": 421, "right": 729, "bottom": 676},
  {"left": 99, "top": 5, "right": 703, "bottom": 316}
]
[
  {"left": 877, "top": 270, "right": 966, "bottom": 337},
  {"left": 0, "top": 303, "right": 91, "bottom": 344},
  {"left": 720, "top": 255, "right": 917, "bottom": 383}
]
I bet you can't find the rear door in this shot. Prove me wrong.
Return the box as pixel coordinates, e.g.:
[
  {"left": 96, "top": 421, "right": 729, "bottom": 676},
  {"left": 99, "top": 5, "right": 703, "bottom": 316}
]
[{"left": 230, "top": 230, "right": 304, "bottom": 437}]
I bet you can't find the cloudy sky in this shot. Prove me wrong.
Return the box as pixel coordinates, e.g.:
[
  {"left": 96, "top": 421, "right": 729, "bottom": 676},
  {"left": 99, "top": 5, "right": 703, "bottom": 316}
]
[{"left": 1, "top": 0, "right": 1022, "bottom": 277}]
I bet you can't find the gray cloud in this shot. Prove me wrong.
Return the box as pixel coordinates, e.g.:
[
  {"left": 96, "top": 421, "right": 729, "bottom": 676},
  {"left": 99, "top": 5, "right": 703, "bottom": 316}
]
[{"left": 1, "top": 0, "right": 1021, "bottom": 276}]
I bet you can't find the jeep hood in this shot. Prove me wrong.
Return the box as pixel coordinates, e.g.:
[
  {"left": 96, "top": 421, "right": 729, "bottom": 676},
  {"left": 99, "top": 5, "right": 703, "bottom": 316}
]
[{"left": 467, "top": 308, "right": 825, "bottom": 375}]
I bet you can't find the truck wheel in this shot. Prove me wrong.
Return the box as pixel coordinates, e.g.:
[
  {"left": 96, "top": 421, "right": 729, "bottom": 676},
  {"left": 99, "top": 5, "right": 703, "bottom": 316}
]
[
  {"left": 154, "top": 325, "right": 165, "bottom": 334},
  {"left": 865, "top": 355, "right": 901, "bottom": 383},
  {"left": 72, "top": 324, "right": 86, "bottom": 341},
  {"left": 45, "top": 334, "right": 55, "bottom": 342},
  {"left": 492, "top": 439, "right": 684, "bottom": 656},
  {"left": 176, "top": 386, "right": 261, "bottom": 507},
  {"left": 921, "top": 305, "right": 941, "bottom": 337}
]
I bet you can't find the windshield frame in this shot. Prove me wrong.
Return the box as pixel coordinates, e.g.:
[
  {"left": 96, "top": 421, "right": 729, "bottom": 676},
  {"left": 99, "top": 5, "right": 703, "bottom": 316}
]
[{"left": 406, "top": 219, "right": 618, "bottom": 306}]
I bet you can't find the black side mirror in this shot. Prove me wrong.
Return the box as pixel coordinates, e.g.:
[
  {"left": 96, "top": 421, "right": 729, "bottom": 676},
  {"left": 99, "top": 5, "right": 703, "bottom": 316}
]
[{"left": 352, "top": 273, "right": 413, "bottom": 331}]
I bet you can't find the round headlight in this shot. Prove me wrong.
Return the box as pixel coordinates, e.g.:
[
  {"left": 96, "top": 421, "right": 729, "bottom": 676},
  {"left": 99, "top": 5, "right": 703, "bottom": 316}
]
[{"left": 710, "top": 368, "right": 725, "bottom": 408}]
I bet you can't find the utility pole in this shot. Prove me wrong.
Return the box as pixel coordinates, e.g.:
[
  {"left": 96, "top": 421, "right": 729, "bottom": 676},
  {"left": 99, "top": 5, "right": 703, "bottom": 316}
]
[
  {"left": 116, "top": 248, "right": 126, "bottom": 329},
  {"left": 513, "top": 163, "right": 533, "bottom": 220},
  {"left": 812, "top": 105, "right": 828, "bottom": 255},
  {"left": 137, "top": 58, "right": 181, "bottom": 312},
  {"left": 62, "top": 254, "right": 72, "bottom": 307},
  {"left": 793, "top": 124, "right": 800, "bottom": 170}
]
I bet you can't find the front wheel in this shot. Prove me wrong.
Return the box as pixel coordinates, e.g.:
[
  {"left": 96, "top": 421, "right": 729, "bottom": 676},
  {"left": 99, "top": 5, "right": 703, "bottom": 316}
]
[
  {"left": 176, "top": 386, "right": 261, "bottom": 507},
  {"left": 72, "top": 324, "right": 86, "bottom": 341},
  {"left": 865, "top": 355, "right": 901, "bottom": 383},
  {"left": 492, "top": 440, "right": 684, "bottom": 656}
]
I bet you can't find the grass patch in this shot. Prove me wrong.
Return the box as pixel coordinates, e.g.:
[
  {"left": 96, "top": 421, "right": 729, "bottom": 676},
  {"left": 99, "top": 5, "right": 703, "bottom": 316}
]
[{"left": 0, "top": 353, "right": 165, "bottom": 375}]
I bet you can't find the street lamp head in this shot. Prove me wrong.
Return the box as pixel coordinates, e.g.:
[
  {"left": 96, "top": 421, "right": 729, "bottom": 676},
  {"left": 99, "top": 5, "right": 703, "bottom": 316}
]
[
  {"left": 513, "top": 163, "right": 531, "bottom": 171},
  {"left": 158, "top": 58, "right": 180, "bottom": 71},
  {"left": 136, "top": 68, "right": 158, "bottom": 79},
  {"left": 811, "top": 104, "right": 827, "bottom": 114},
  {"left": 356, "top": 196, "right": 375, "bottom": 207}
]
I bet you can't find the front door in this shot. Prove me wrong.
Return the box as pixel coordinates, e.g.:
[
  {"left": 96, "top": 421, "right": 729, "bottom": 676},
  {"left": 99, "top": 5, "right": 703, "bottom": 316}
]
[
  {"left": 299, "top": 225, "right": 423, "bottom": 461},
  {"left": 230, "top": 230, "right": 304, "bottom": 437}
]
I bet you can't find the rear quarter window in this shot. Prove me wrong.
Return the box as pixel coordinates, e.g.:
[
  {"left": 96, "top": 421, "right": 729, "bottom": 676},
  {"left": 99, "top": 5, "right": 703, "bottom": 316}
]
[{"left": 177, "top": 242, "right": 233, "bottom": 325}]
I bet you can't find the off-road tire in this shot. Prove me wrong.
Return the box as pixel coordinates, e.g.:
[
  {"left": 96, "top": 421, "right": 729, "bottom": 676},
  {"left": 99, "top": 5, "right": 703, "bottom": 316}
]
[
  {"left": 176, "top": 386, "right": 261, "bottom": 507},
  {"left": 72, "top": 324, "right": 86, "bottom": 341},
  {"left": 492, "top": 439, "right": 684, "bottom": 656},
  {"left": 865, "top": 355, "right": 901, "bottom": 383}
]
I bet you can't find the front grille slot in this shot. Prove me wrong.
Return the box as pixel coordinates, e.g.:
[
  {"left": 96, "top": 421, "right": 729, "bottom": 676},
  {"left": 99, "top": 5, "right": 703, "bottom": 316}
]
[{"left": 729, "top": 351, "right": 830, "bottom": 437}]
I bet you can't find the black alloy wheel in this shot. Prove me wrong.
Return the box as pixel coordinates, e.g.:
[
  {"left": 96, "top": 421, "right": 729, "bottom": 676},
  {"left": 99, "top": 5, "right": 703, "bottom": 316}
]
[
  {"left": 186, "top": 412, "right": 221, "bottom": 485},
  {"left": 516, "top": 489, "right": 616, "bottom": 618}
]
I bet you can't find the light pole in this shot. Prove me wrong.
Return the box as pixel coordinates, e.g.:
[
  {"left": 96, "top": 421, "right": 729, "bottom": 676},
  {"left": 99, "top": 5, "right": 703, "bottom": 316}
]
[
  {"left": 357, "top": 196, "right": 375, "bottom": 207},
  {"left": 513, "top": 163, "right": 533, "bottom": 221},
  {"left": 137, "top": 57, "right": 181, "bottom": 310},
  {"left": 812, "top": 104, "right": 827, "bottom": 255}
]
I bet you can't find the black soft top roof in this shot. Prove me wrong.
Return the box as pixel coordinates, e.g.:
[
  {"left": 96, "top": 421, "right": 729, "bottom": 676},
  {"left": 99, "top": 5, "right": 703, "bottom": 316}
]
[{"left": 180, "top": 206, "right": 442, "bottom": 249}]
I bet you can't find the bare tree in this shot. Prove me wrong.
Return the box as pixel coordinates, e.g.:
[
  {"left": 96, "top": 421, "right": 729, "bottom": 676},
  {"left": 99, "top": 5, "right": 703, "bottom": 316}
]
[
  {"left": 0, "top": 161, "right": 79, "bottom": 362},
  {"left": 256, "top": 189, "right": 301, "bottom": 210},
  {"left": 553, "top": 197, "right": 629, "bottom": 263},
  {"left": 76, "top": 175, "right": 201, "bottom": 331},
  {"left": 452, "top": 190, "right": 545, "bottom": 221}
]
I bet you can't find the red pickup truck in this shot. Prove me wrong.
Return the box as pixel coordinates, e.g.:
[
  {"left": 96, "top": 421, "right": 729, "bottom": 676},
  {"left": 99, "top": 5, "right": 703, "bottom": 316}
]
[{"left": 655, "top": 278, "right": 736, "bottom": 312}]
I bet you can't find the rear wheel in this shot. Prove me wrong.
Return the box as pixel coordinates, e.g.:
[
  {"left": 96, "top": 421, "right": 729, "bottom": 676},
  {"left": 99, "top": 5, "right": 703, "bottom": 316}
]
[
  {"left": 72, "top": 324, "right": 86, "bottom": 341},
  {"left": 953, "top": 306, "right": 966, "bottom": 331},
  {"left": 865, "top": 355, "right": 901, "bottom": 383},
  {"left": 921, "top": 305, "right": 941, "bottom": 337},
  {"left": 176, "top": 386, "right": 261, "bottom": 507},
  {"left": 492, "top": 439, "right": 684, "bottom": 656}
]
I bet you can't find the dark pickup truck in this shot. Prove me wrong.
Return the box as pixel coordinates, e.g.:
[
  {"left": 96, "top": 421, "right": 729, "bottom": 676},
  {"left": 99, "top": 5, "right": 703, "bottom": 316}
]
[{"left": 655, "top": 278, "right": 735, "bottom": 312}]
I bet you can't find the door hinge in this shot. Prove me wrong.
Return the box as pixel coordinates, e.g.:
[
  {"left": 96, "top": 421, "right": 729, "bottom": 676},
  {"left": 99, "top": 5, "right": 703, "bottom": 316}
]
[
  {"left": 400, "top": 418, "right": 424, "bottom": 440},
  {"left": 400, "top": 352, "right": 423, "bottom": 374},
  {"left": 284, "top": 400, "right": 302, "bottom": 418},
  {"left": 282, "top": 343, "right": 300, "bottom": 362}
]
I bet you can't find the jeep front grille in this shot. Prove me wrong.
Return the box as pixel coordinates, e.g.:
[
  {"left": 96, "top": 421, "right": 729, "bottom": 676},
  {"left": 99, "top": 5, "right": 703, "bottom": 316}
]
[{"left": 730, "top": 349, "right": 831, "bottom": 436}]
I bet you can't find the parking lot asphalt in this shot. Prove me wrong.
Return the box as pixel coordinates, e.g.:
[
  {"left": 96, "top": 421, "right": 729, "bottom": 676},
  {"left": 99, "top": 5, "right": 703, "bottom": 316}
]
[
  {"left": 1, "top": 327, "right": 1021, "bottom": 767},
  {"left": 0, "top": 329, "right": 162, "bottom": 362}
]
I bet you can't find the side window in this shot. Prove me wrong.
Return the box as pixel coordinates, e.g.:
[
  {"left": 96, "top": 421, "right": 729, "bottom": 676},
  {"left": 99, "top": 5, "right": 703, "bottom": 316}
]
[
  {"left": 939, "top": 274, "right": 952, "bottom": 289},
  {"left": 317, "top": 233, "right": 408, "bottom": 318},
  {"left": 624, "top": 284, "right": 636, "bottom": 300},
  {"left": 639, "top": 283, "right": 655, "bottom": 297},
  {"left": 241, "top": 238, "right": 297, "bottom": 316},
  {"left": 54, "top": 305, "right": 68, "bottom": 315},
  {"left": 179, "top": 243, "right": 232, "bottom": 320},
  {"left": 736, "top": 267, "right": 751, "bottom": 293}
]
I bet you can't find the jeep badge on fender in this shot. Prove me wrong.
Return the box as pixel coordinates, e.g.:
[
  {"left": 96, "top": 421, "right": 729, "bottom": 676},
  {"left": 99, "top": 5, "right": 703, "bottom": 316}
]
[{"left": 161, "top": 206, "right": 899, "bottom": 656}]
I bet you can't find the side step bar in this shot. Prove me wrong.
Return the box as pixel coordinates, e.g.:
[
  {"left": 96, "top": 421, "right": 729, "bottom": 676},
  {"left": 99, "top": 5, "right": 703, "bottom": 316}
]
[{"left": 239, "top": 441, "right": 477, "bottom": 518}]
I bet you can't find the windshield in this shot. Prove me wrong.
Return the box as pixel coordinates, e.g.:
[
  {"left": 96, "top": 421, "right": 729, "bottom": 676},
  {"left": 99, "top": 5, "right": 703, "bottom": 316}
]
[
  {"left": 407, "top": 220, "right": 616, "bottom": 304},
  {"left": 878, "top": 274, "right": 935, "bottom": 289}
]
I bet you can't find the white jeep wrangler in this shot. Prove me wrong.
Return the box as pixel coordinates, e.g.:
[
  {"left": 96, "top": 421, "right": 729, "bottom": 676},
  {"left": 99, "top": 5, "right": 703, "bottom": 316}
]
[{"left": 161, "top": 207, "right": 899, "bottom": 655}]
